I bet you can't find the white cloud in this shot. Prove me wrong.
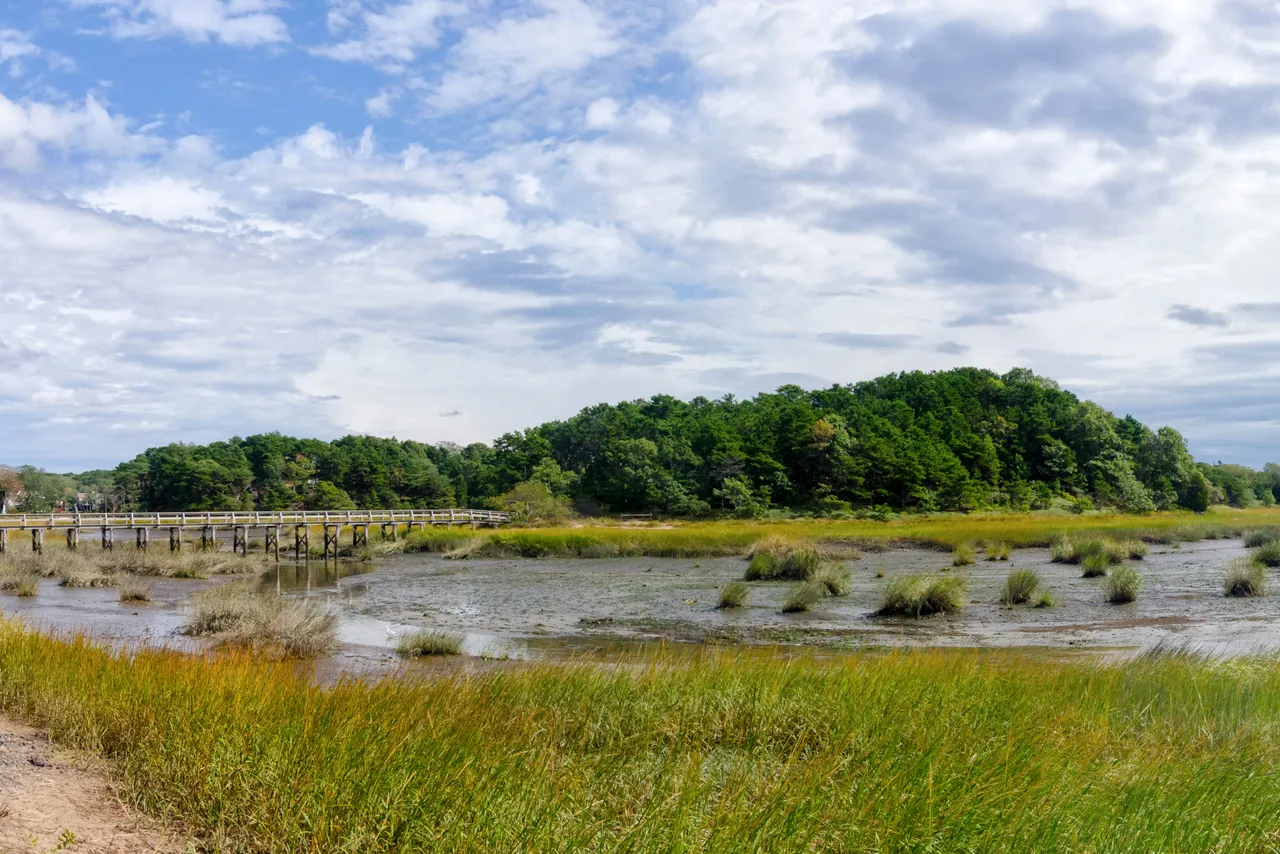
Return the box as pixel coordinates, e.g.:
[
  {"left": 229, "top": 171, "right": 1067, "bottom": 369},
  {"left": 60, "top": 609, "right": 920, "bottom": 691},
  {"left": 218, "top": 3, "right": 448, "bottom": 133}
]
[
  {"left": 312, "top": 0, "right": 458, "bottom": 67},
  {"left": 69, "top": 0, "right": 289, "bottom": 46},
  {"left": 0, "top": 93, "right": 158, "bottom": 169}
]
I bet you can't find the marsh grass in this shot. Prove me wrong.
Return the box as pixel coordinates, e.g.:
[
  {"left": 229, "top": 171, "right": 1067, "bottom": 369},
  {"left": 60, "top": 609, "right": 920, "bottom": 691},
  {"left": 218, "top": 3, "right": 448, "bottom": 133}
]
[
  {"left": 1245, "top": 529, "right": 1280, "bottom": 548},
  {"left": 57, "top": 566, "right": 113, "bottom": 588},
  {"left": 396, "top": 629, "right": 464, "bottom": 657},
  {"left": 184, "top": 585, "right": 337, "bottom": 658},
  {"left": 952, "top": 543, "right": 975, "bottom": 566},
  {"left": 877, "top": 575, "right": 966, "bottom": 617},
  {"left": 999, "top": 569, "right": 1041, "bottom": 606},
  {"left": 717, "top": 581, "right": 749, "bottom": 609},
  {"left": 1224, "top": 558, "right": 1265, "bottom": 598},
  {"left": 7, "top": 626, "right": 1280, "bottom": 850},
  {"left": 1254, "top": 542, "right": 1280, "bottom": 567},
  {"left": 743, "top": 541, "right": 821, "bottom": 581},
  {"left": 812, "top": 563, "right": 851, "bottom": 597},
  {"left": 781, "top": 581, "right": 826, "bottom": 613},
  {"left": 1033, "top": 590, "right": 1056, "bottom": 608},
  {"left": 118, "top": 578, "right": 153, "bottom": 603},
  {"left": 985, "top": 542, "right": 1011, "bottom": 561},
  {"left": 0, "top": 571, "right": 39, "bottom": 597},
  {"left": 1080, "top": 552, "right": 1111, "bottom": 578},
  {"left": 1104, "top": 566, "right": 1142, "bottom": 604}
]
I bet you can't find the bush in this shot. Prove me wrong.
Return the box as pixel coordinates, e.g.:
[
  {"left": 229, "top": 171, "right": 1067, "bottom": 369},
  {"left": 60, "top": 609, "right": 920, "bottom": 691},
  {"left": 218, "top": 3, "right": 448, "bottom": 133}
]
[
  {"left": 1080, "top": 552, "right": 1110, "bottom": 578},
  {"left": 813, "top": 563, "right": 851, "bottom": 597},
  {"left": 717, "top": 581, "right": 749, "bottom": 609},
  {"left": 1104, "top": 566, "right": 1142, "bottom": 604},
  {"left": 495, "top": 482, "right": 572, "bottom": 526},
  {"left": 1254, "top": 542, "right": 1280, "bottom": 567},
  {"left": 877, "top": 575, "right": 966, "bottom": 617},
  {"left": 781, "top": 581, "right": 826, "bottom": 613},
  {"left": 1224, "top": 559, "right": 1265, "bottom": 598},
  {"left": 952, "top": 543, "right": 975, "bottom": 567},
  {"left": 397, "top": 629, "right": 464, "bottom": 657},
  {"left": 1000, "top": 569, "right": 1040, "bottom": 606},
  {"left": 985, "top": 542, "right": 1011, "bottom": 561}
]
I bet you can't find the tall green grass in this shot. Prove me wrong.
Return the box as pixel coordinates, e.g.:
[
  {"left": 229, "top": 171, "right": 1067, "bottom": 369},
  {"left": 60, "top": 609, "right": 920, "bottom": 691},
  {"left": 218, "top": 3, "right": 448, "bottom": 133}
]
[{"left": 10, "top": 627, "right": 1280, "bottom": 850}]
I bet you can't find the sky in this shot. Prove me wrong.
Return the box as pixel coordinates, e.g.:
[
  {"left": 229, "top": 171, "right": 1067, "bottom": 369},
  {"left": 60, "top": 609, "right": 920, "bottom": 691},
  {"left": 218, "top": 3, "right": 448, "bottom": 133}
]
[{"left": 3, "top": 0, "right": 1280, "bottom": 471}]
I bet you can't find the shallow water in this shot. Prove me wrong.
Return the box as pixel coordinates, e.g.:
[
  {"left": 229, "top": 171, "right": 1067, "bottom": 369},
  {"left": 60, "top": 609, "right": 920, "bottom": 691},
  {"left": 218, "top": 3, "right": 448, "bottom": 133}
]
[{"left": 3, "top": 538, "right": 1279, "bottom": 667}]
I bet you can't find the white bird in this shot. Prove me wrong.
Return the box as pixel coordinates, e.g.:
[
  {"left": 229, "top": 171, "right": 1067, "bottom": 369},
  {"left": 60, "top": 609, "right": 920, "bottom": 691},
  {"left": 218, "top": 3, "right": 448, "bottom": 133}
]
[{"left": 385, "top": 624, "right": 398, "bottom": 645}]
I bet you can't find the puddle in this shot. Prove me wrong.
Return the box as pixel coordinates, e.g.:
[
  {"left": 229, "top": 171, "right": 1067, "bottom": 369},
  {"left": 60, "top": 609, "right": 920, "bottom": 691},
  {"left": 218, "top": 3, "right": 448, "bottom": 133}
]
[{"left": 1, "top": 538, "right": 1278, "bottom": 671}]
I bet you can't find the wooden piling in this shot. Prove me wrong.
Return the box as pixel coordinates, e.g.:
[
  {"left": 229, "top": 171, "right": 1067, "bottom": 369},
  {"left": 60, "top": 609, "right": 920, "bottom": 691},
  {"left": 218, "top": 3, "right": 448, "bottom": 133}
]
[{"left": 136, "top": 528, "right": 148, "bottom": 551}]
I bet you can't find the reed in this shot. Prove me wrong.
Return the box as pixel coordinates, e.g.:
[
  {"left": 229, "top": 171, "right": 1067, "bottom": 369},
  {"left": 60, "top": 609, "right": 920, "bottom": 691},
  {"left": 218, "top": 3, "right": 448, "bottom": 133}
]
[
  {"left": 999, "top": 568, "right": 1040, "bottom": 605},
  {"left": 3, "top": 627, "right": 1280, "bottom": 850},
  {"left": 1224, "top": 559, "right": 1265, "bottom": 598},
  {"left": 717, "top": 581, "right": 749, "bottom": 609}
]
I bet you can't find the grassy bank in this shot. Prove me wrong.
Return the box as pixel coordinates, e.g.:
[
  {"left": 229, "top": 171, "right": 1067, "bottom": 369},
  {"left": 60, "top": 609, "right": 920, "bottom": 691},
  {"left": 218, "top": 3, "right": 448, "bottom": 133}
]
[
  {"left": 397, "top": 506, "right": 1280, "bottom": 559},
  {"left": 4, "top": 627, "right": 1280, "bottom": 850}
]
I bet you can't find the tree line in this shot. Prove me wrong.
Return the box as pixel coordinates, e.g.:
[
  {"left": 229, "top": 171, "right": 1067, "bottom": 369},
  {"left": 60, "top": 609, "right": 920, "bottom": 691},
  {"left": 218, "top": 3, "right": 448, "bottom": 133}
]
[{"left": 4, "top": 368, "right": 1278, "bottom": 519}]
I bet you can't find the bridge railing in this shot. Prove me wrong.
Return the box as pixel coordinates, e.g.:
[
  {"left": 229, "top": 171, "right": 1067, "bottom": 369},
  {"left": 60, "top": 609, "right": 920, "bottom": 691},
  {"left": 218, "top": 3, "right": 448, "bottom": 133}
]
[{"left": 0, "top": 509, "right": 510, "bottom": 529}]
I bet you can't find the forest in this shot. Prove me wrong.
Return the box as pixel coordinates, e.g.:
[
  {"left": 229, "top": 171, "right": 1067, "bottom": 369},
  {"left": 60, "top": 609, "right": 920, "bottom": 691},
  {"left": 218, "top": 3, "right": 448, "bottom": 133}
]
[{"left": 4, "top": 368, "right": 1277, "bottom": 518}]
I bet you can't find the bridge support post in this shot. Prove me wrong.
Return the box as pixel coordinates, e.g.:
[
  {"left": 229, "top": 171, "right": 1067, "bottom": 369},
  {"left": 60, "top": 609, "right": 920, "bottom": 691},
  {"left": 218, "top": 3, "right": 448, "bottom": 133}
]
[
  {"left": 66, "top": 528, "right": 78, "bottom": 551},
  {"left": 233, "top": 526, "right": 247, "bottom": 557},
  {"left": 102, "top": 527, "right": 113, "bottom": 551},
  {"left": 352, "top": 525, "right": 367, "bottom": 550},
  {"left": 265, "top": 526, "right": 280, "bottom": 561},
  {"left": 381, "top": 523, "right": 396, "bottom": 542},
  {"left": 294, "top": 525, "right": 309, "bottom": 561},
  {"left": 324, "top": 525, "right": 340, "bottom": 561},
  {"left": 170, "top": 527, "right": 182, "bottom": 553},
  {"left": 0, "top": 529, "right": 7, "bottom": 555},
  {"left": 31, "top": 529, "right": 43, "bottom": 555},
  {"left": 136, "top": 528, "right": 148, "bottom": 551},
  {"left": 200, "top": 526, "right": 214, "bottom": 552}
]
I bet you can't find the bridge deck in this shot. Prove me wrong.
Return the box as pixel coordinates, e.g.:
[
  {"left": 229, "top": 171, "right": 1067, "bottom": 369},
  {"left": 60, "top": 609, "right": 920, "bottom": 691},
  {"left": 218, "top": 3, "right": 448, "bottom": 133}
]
[{"left": 0, "top": 509, "right": 509, "bottom": 529}]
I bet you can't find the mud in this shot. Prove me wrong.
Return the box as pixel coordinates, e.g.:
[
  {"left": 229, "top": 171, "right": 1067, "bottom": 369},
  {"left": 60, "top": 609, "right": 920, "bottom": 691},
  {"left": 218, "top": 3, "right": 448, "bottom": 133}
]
[{"left": 1, "top": 538, "right": 1276, "bottom": 663}]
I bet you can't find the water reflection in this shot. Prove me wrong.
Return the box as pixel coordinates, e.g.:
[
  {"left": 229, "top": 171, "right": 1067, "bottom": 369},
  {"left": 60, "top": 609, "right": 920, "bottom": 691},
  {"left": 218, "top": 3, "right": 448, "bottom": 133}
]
[{"left": 260, "top": 560, "right": 376, "bottom": 596}]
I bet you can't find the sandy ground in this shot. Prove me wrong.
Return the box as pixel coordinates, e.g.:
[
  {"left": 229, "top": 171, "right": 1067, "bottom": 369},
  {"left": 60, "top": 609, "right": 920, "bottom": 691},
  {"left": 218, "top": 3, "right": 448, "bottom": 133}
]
[{"left": 0, "top": 718, "right": 183, "bottom": 853}]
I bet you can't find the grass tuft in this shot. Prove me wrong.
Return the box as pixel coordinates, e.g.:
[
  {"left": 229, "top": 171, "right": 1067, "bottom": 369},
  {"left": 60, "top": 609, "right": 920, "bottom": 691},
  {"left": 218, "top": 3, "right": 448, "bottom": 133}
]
[
  {"left": 396, "top": 629, "right": 464, "bottom": 657},
  {"left": 1080, "top": 552, "right": 1111, "bottom": 578},
  {"left": 1104, "top": 565, "right": 1142, "bottom": 604},
  {"left": 985, "top": 542, "right": 1011, "bottom": 561},
  {"left": 1224, "top": 558, "right": 1265, "bottom": 598},
  {"left": 184, "top": 585, "right": 338, "bottom": 658},
  {"left": 812, "top": 563, "right": 851, "bottom": 597},
  {"left": 1254, "top": 541, "right": 1280, "bottom": 567},
  {"left": 717, "top": 581, "right": 749, "bottom": 610},
  {"left": 118, "top": 578, "right": 153, "bottom": 603},
  {"left": 952, "top": 543, "right": 975, "bottom": 566},
  {"left": 1032, "top": 589, "right": 1056, "bottom": 608},
  {"left": 781, "top": 581, "right": 826, "bottom": 613},
  {"left": 1244, "top": 529, "right": 1280, "bottom": 549},
  {"left": 1000, "top": 569, "right": 1041, "bottom": 606},
  {"left": 877, "top": 575, "right": 966, "bottom": 617}
]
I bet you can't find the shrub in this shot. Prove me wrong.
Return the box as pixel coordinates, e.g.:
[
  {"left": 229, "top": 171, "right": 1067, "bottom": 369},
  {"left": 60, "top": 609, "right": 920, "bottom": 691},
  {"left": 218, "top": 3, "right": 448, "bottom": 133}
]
[
  {"left": 781, "top": 581, "right": 826, "bottom": 613},
  {"left": 1080, "top": 552, "right": 1110, "bottom": 578},
  {"left": 119, "top": 578, "right": 153, "bottom": 603},
  {"left": 1104, "top": 566, "right": 1142, "bottom": 604},
  {"left": 877, "top": 575, "right": 966, "bottom": 617},
  {"left": 1254, "top": 542, "right": 1280, "bottom": 567},
  {"left": 397, "top": 629, "right": 464, "bottom": 658},
  {"left": 1000, "top": 569, "right": 1040, "bottom": 606},
  {"left": 952, "top": 543, "right": 975, "bottom": 567},
  {"left": 717, "top": 581, "right": 749, "bottom": 609},
  {"left": 813, "top": 563, "right": 851, "bottom": 597},
  {"left": 1224, "top": 559, "right": 1265, "bottom": 598},
  {"left": 985, "top": 542, "right": 1011, "bottom": 561}
]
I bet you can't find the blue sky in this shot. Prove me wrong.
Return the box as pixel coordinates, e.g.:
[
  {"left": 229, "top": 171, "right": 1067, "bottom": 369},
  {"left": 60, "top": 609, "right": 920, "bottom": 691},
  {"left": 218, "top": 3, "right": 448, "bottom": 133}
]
[{"left": 2, "top": 0, "right": 1280, "bottom": 470}]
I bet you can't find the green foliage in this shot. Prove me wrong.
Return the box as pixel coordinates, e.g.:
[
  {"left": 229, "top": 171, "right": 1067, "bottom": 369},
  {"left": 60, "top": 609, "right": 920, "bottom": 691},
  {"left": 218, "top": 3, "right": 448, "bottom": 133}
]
[
  {"left": 1033, "top": 589, "right": 1056, "bottom": 608},
  {"left": 1245, "top": 529, "right": 1280, "bottom": 548},
  {"left": 1104, "top": 566, "right": 1142, "bottom": 603},
  {"left": 1224, "top": 559, "right": 1265, "bottom": 598},
  {"left": 17, "top": 367, "right": 1240, "bottom": 516},
  {"left": 1000, "top": 569, "right": 1041, "bottom": 605},
  {"left": 303, "top": 481, "right": 356, "bottom": 511},
  {"left": 717, "top": 581, "right": 749, "bottom": 609},
  {"left": 494, "top": 482, "right": 571, "bottom": 525},
  {"left": 813, "top": 563, "right": 852, "bottom": 597},
  {"left": 952, "top": 543, "right": 975, "bottom": 566},
  {"left": 985, "top": 542, "right": 1011, "bottom": 561}
]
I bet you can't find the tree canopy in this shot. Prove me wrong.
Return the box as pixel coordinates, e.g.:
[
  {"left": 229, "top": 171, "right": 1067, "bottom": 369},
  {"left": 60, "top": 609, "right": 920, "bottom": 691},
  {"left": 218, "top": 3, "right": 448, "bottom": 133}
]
[{"left": 5, "top": 368, "right": 1271, "bottom": 516}]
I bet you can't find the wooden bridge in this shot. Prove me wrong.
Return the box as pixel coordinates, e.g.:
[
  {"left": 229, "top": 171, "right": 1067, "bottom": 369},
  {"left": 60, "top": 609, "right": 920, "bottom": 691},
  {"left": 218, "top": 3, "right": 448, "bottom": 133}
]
[{"left": 0, "top": 509, "right": 510, "bottom": 560}]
